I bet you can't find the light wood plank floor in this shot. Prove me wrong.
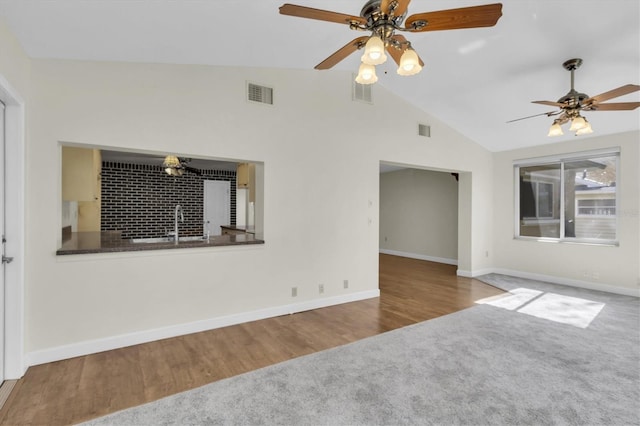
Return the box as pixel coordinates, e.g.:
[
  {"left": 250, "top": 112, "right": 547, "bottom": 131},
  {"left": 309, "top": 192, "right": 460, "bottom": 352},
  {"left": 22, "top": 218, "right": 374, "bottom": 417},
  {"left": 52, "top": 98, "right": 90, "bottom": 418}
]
[{"left": 0, "top": 254, "right": 503, "bottom": 425}]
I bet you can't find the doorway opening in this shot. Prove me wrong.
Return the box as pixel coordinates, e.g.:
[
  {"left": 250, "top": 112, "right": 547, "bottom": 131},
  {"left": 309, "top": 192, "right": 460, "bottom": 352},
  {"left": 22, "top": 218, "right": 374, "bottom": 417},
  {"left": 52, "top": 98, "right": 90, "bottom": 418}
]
[{"left": 379, "top": 162, "right": 461, "bottom": 267}]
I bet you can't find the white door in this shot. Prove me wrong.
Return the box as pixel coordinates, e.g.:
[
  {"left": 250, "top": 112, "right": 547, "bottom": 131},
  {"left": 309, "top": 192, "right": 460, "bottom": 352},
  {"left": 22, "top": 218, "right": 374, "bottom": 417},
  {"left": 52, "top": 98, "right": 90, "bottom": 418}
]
[
  {"left": 203, "top": 180, "right": 230, "bottom": 236},
  {"left": 0, "top": 100, "right": 6, "bottom": 383}
]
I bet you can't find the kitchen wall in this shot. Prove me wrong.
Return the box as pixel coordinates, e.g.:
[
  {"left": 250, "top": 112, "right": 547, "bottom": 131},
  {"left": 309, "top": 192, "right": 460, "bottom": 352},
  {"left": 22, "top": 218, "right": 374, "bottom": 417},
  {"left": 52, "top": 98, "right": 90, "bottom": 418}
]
[
  {"left": 492, "top": 131, "right": 640, "bottom": 294},
  {"left": 379, "top": 169, "right": 458, "bottom": 263},
  {"left": 101, "top": 161, "right": 236, "bottom": 239}
]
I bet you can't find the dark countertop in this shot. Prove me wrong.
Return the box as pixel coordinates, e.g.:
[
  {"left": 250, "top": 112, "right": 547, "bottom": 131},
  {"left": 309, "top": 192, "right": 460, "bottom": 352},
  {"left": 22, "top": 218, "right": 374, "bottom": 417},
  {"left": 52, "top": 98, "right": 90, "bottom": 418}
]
[
  {"left": 57, "top": 232, "right": 264, "bottom": 255},
  {"left": 220, "top": 225, "right": 255, "bottom": 234}
]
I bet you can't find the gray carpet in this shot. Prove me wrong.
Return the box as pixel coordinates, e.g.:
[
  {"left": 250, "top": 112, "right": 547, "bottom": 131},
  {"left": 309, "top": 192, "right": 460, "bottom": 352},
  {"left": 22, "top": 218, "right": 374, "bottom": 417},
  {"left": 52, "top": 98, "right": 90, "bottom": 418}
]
[{"left": 82, "top": 275, "right": 640, "bottom": 425}]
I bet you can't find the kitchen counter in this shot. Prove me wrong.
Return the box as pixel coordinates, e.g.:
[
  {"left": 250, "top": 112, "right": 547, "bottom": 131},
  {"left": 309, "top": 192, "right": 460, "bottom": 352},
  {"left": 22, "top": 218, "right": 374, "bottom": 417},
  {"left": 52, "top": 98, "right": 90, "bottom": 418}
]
[
  {"left": 57, "top": 231, "right": 264, "bottom": 255},
  {"left": 220, "top": 225, "right": 255, "bottom": 235}
]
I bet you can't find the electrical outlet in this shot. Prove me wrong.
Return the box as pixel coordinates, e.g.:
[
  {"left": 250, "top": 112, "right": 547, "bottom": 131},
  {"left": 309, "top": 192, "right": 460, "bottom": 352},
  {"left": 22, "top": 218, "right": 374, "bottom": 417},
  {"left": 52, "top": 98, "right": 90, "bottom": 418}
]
[
  {"left": 319, "top": 284, "right": 324, "bottom": 294},
  {"left": 343, "top": 279, "right": 349, "bottom": 289},
  {"left": 291, "top": 287, "right": 297, "bottom": 297}
]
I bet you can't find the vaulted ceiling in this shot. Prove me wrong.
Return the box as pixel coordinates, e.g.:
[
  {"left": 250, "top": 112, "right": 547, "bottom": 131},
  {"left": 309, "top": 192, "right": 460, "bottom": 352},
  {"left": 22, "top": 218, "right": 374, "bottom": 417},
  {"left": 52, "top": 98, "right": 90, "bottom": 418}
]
[{"left": 1, "top": 0, "right": 638, "bottom": 152}]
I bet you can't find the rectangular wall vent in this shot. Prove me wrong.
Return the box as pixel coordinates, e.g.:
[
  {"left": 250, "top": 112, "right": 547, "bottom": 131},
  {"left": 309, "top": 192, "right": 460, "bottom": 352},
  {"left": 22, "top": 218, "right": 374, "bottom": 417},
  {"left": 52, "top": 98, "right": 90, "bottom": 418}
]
[
  {"left": 247, "top": 83, "right": 273, "bottom": 105},
  {"left": 418, "top": 123, "right": 431, "bottom": 137},
  {"left": 352, "top": 75, "right": 373, "bottom": 104}
]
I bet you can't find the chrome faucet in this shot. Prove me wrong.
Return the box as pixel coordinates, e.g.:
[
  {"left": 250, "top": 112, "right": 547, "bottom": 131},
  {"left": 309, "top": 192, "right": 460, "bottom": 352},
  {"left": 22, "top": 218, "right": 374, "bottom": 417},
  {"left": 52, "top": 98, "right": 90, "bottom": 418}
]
[{"left": 174, "top": 204, "right": 184, "bottom": 244}]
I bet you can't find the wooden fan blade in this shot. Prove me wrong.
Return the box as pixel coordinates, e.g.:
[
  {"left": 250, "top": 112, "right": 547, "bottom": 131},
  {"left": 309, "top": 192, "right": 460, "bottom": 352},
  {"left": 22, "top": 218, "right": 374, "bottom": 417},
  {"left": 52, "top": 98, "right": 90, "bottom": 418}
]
[
  {"left": 381, "top": 0, "right": 412, "bottom": 17},
  {"left": 532, "top": 100, "right": 566, "bottom": 108},
  {"left": 279, "top": 4, "right": 366, "bottom": 26},
  {"left": 584, "top": 84, "right": 640, "bottom": 104},
  {"left": 405, "top": 3, "right": 503, "bottom": 32},
  {"left": 380, "top": 0, "right": 391, "bottom": 15},
  {"left": 506, "top": 110, "right": 560, "bottom": 123},
  {"left": 387, "top": 35, "right": 424, "bottom": 66},
  {"left": 315, "top": 36, "right": 369, "bottom": 70},
  {"left": 588, "top": 102, "right": 640, "bottom": 111}
]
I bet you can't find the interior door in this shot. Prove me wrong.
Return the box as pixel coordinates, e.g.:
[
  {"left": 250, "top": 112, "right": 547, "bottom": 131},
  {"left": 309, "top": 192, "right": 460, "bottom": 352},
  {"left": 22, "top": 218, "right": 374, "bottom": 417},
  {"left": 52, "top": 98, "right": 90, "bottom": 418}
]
[
  {"left": 203, "top": 180, "right": 230, "bottom": 237},
  {"left": 0, "top": 100, "right": 6, "bottom": 384}
]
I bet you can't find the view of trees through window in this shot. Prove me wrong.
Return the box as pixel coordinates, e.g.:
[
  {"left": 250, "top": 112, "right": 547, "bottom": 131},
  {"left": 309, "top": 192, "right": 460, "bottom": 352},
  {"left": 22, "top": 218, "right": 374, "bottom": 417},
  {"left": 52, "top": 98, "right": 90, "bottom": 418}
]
[{"left": 517, "top": 153, "right": 618, "bottom": 243}]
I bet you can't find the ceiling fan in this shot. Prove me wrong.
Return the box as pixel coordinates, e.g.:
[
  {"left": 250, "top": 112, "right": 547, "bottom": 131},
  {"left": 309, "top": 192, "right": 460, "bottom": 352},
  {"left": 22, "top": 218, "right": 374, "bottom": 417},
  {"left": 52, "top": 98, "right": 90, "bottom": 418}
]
[
  {"left": 279, "top": 0, "right": 503, "bottom": 83},
  {"left": 508, "top": 58, "right": 640, "bottom": 137},
  {"left": 162, "top": 155, "right": 201, "bottom": 177}
]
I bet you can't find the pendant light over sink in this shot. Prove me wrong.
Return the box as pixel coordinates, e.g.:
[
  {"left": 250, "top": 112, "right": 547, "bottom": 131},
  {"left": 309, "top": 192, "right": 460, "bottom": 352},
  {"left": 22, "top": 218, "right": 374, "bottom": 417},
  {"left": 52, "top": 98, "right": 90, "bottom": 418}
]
[{"left": 163, "top": 155, "right": 184, "bottom": 176}]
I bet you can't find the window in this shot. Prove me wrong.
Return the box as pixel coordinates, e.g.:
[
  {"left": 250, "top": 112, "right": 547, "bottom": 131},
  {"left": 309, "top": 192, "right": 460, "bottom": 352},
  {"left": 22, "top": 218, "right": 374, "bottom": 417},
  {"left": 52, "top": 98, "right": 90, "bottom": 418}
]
[{"left": 515, "top": 149, "right": 618, "bottom": 244}]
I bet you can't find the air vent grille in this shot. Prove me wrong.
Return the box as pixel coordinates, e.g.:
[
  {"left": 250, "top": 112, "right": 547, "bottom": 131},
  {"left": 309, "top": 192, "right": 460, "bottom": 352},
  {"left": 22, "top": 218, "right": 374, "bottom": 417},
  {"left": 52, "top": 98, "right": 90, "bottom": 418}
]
[
  {"left": 418, "top": 123, "right": 431, "bottom": 137},
  {"left": 352, "top": 75, "right": 372, "bottom": 103},
  {"left": 247, "top": 83, "right": 273, "bottom": 105}
]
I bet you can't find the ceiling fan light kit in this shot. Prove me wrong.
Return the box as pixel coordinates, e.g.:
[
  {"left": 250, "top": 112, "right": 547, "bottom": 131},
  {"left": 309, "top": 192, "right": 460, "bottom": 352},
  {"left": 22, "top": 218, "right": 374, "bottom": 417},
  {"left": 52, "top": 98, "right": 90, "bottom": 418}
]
[
  {"left": 163, "top": 155, "right": 184, "bottom": 176},
  {"left": 397, "top": 47, "right": 422, "bottom": 76},
  {"left": 279, "top": 1, "right": 503, "bottom": 84},
  {"left": 361, "top": 35, "right": 387, "bottom": 65},
  {"left": 510, "top": 58, "right": 640, "bottom": 137},
  {"left": 355, "top": 62, "right": 378, "bottom": 84}
]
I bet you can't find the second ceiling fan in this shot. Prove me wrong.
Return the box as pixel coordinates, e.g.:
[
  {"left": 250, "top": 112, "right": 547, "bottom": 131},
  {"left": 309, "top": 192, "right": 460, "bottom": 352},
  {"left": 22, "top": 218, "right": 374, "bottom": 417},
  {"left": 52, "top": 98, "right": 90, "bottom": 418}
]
[{"left": 279, "top": 0, "right": 503, "bottom": 83}]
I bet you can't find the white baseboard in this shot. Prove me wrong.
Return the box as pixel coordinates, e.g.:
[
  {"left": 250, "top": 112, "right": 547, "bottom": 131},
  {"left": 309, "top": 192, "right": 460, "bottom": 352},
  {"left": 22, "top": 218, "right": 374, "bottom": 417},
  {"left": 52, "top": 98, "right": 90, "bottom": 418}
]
[
  {"left": 379, "top": 249, "right": 457, "bottom": 266},
  {"left": 25, "top": 289, "right": 380, "bottom": 367},
  {"left": 456, "top": 268, "right": 494, "bottom": 278},
  {"left": 479, "top": 268, "right": 640, "bottom": 297}
]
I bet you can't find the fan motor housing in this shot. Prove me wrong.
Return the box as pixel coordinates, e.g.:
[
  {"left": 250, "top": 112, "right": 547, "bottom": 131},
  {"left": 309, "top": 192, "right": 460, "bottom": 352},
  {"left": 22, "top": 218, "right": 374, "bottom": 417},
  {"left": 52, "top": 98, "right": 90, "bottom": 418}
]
[{"left": 558, "top": 90, "right": 590, "bottom": 107}]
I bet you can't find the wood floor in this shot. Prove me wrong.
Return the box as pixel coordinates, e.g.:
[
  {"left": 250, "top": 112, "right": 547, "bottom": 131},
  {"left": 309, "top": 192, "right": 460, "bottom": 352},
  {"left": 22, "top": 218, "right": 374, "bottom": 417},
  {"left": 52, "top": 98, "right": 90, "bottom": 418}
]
[{"left": 0, "top": 254, "right": 504, "bottom": 425}]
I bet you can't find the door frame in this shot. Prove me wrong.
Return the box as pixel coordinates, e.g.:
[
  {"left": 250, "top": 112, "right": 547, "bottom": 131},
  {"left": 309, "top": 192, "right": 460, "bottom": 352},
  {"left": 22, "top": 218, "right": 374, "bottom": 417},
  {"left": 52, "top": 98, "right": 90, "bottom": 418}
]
[{"left": 0, "top": 74, "right": 26, "bottom": 379}]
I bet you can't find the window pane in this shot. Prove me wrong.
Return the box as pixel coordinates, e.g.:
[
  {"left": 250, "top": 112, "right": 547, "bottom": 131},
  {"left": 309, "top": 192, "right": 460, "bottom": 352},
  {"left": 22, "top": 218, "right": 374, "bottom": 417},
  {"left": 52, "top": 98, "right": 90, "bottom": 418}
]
[
  {"left": 519, "top": 164, "right": 561, "bottom": 237},
  {"left": 565, "top": 155, "right": 617, "bottom": 240}
]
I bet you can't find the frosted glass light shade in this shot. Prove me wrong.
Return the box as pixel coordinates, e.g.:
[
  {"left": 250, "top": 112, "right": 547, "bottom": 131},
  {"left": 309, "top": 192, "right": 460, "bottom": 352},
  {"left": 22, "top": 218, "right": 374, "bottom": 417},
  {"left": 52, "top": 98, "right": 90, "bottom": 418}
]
[
  {"left": 163, "top": 155, "right": 181, "bottom": 168},
  {"left": 163, "top": 155, "right": 183, "bottom": 176},
  {"left": 575, "top": 120, "right": 593, "bottom": 135},
  {"left": 355, "top": 63, "right": 378, "bottom": 84},
  {"left": 547, "top": 122, "right": 563, "bottom": 137},
  {"left": 361, "top": 36, "right": 387, "bottom": 65},
  {"left": 569, "top": 115, "right": 587, "bottom": 131},
  {"left": 397, "top": 48, "right": 422, "bottom": 76}
]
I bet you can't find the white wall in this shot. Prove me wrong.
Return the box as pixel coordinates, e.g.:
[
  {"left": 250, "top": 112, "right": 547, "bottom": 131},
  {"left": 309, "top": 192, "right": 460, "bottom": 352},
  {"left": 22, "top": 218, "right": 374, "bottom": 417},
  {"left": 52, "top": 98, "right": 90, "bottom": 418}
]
[
  {"left": 493, "top": 131, "right": 640, "bottom": 295},
  {"left": 379, "top": 169, "right": 458, "bottom": 263},
  {"left": 21, "top": 58, "right": 494, "bottom": 362}
]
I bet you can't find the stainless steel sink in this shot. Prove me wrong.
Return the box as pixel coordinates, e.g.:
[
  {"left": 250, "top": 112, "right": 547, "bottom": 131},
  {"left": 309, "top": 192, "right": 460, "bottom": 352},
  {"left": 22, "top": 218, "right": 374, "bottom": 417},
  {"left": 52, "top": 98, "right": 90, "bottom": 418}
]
[{"left": 131, "top": 236, "right": 207, "bottom": 243}]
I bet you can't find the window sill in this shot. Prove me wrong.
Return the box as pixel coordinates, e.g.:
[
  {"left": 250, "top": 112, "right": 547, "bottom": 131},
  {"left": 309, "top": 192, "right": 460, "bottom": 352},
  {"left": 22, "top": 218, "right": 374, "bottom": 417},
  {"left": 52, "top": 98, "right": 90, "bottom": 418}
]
[{"left": 514, "top": 236, "right": 618, "bottom": 247}]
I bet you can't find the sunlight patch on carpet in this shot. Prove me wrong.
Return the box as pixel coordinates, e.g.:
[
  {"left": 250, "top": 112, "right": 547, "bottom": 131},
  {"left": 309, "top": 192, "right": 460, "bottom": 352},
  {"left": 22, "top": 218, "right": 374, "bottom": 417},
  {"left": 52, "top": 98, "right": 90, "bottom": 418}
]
[
  {"left": 476, "top": 288, "right": 605, "bottom": 328},
  {"left": 517, "top": 292, "right": 605, "bottom": 328},
  {"left": 476, "top": 288, "right": 542, "bottom": 310}
]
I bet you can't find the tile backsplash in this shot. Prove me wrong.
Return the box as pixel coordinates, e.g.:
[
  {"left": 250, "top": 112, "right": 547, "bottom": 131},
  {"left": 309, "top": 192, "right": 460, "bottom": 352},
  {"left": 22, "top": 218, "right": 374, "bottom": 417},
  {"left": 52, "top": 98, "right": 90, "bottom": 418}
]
[{"left": 101, "top": 162, "right": 236, "bottom": 239}]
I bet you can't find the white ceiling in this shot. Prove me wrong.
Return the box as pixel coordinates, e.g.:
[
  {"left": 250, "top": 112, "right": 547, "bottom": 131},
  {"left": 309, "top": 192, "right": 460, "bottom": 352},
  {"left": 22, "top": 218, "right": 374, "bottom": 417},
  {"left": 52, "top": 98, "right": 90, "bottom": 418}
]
[{"left": 0, "top": 0, "right": 638, "bottom": 152}]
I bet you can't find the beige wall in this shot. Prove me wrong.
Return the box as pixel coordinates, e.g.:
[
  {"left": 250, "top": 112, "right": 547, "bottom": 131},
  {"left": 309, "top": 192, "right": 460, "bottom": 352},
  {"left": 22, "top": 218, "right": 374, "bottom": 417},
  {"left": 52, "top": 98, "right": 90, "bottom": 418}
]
[
  {"left": 493, "top": 131, "right": 640, "bottom": 293},
  {"left": 0, "top": 19, "right": 30, "bottom": 97},
  {"left": 380, "top": 169, "right": 458, "bottom": 262},
  {"left": 22, "top": 58, "right": 493, "bottom": 357}
]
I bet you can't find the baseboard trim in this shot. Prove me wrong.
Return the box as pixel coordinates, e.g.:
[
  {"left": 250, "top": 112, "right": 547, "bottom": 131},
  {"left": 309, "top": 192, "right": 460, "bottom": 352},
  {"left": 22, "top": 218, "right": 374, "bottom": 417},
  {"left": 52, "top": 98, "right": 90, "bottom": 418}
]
[
  {"left": 456, "top": 268, "right": 495, "bottom": 278},
  {"left": 25, "top": 289, "right": 380, "bottom": 367},
  {"left": 379, "top": 249, "right": 457, "bottom": 266},
  {"left": 482, "top": 268, "right": 640, "bottom": 297}
]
